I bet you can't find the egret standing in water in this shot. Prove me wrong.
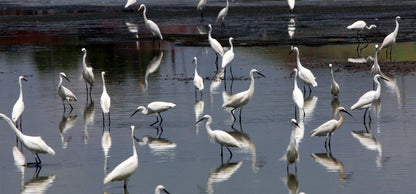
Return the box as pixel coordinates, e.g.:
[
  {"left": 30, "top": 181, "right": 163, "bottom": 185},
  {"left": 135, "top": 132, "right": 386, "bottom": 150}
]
[
  {"left": 58, "top": 72, "right": 78, "bottom": 112},
  {"left": 379, "top": 16, "right": 401, "bottom": 59},
  {"left": 100, "top": 72, "right": 111, "bottom": 126},
  {"left": 197, "top": 115, "right": 241, "bottom": 159},
  {"left": 81, "top": 48, "right": 94, "bottom": 100},
  {"left": 138, "top": 4, "right": 163, "bottom": 48},
  {"left": 193, "top": 57, "right": 204, "bottom": 100},
  {"left": 222, "top": 69, "right": 265, "bottom": 130},
  {"left": 347, "top": 20, "right": 377, "bottom": 44},
  {"left": 281, "top": 119, "right": 300, "bottom": 173},
  {"left": 329, "top": 64, "right": 340, "bottom": 98},
  {"left": 104, "top": 126, "right": 138, "bottom": 188},
  {"left": 292, "top": 69, "right": 304, "bottom": 120},
  {"left": 12, "top": 76, "right": 27, "bottom": 130},
  {"left": 208, "top": 24, "right": 224, "bottom": 71},
  {"left": 350, "top": 74, "right": 387, "bottom": 126},
  {"left": 155, "top": 185, "right": 170, "bottom": 194},
  {"left": 371, "top": 45, "right": 381, "bottom": 76},
  {"left": 0, "top": 114, "right": 55, "bottom": 165},
  {"left": 197, "top": 0, "right": 207, "bottom": 20},
  {"left": 290, "top": 47, "right": 318, "bottom": 95},
  {"left": 310, "top": 107, "right": 352, "bottom": 148},
  {"left": 216, "top": 0, "right": 229, "bottom": 24},
  {"left": 131, "top": 101, "right": 176, "bottom": 126},
  {"left": 222, "top": 37, "right": 235, "bottom": 80}
]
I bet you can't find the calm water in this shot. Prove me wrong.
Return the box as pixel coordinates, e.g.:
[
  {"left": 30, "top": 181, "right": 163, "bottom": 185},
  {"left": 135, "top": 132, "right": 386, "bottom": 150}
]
[{"left": 1, "top": 1, "right": 416, "bottom": 194}]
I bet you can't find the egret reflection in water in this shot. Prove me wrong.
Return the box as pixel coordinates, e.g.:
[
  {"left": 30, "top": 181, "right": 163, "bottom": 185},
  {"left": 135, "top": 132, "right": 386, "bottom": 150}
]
[
  {"left": 352, "top": 127, "right": 389, "bottom": 168},
  {"left": 102, "top": 127, "right": 112, "bottom": 174},
  {"left": 58, "top": 112, "right": 78, "bottom": 149},
  {"left": 13, "top": 146, "right": 26, "bottom": 190},
  {"left": 281, "top": 173, "right": 299, "bottom": 194},
  {"left": 207, "top": 161, "right": 243, "bottom": 194},
  {"left": 194, "top": 100, "right": 205, "bottom": 134},
  {"left": 20, "top": 166, "right": 56, "bottom": 194},
  {"left": 145, "top": 51, "right": 164, "bottom": 90},
  {"left": 311, "top": 151, "right": 352, "bottom": 182},
  {"left": 83, "top": 100, "right": 95, "bottom": 144},
  {"left": 288, "top": 16, "right": 296, "bottom": 40},
  {"left": 228, "top": 130, "right": 262, "bottom": 172},
  {"left": 135, "top": 127, "right": 177, "bottom": 157}
]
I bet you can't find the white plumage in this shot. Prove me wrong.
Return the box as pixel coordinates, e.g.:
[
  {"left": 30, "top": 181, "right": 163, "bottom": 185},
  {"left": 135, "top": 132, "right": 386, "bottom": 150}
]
[
  {"left": 287, "top": 0, "right": 295, "bottom": 12},
  {"left": 58, "top": 72, "right": 78, "bottom": 111},
  {"left": 155, "top": 185, "right": 170, "bottom": 194},
  {"left": 12, "top": 76, "right": 27, "bottom": 128},
  {"left": 216, "top": 0, "right": 229, "bottom": 23},
  {"left": 100, "top": 71, "right": 111, "bottom": 114},
  {"left": 221, "top": 37, "right": 235, "bottom": 79},
  {"left": 81, "top": 48, "right": 94, "bottom": 98},
  {"left": 208, "top": 24, "right": 225, "bottom": 70},
  {"left": 192, "top": 57, "right": 204, "bottom": 99},
  {"left": 292, "top": 69, "right": 304, "bottom": 118},
  {"left": 281, "top": 119, "right": 300, "bottom": 171},
  {"left": 131, "top": 101, "right": 176, "bottom": 126},
  {"left": 379, "top": 16, "right": 401, "bottom": 54},
  {"left": 329, "top": 64, "right": 340, "bottom": 97},
  {"left": 291, "top": 47, "right": 317, "bottom": 94},
  {"left": 124, "top": 0, "right": 137, "bottom": 8},
  {"left": 138, "top": 4, "right": 163, "bottom": 41}
]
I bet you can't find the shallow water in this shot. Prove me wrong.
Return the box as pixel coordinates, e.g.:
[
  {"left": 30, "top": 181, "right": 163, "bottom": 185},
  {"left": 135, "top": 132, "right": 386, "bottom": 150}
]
[{"left": 1, "top": 1, "right": 416, "bottom": 194}]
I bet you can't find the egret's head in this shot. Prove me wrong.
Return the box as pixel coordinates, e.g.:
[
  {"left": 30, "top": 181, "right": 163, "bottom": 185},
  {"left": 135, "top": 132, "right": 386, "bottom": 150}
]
[
  {"left": 368, "top": 24, "right": 377, "bottom": 29},
  {"left": 138, "top": 4, "right": 145, "bottom": 11},
  {"left": 81, "top": 48, "right": 86, "bottom": 53},
  {"left": 338, "top": 107, "right": 353, "bottom": 117},
  {"left": 19, "top": 75, "right": 28, "bottom": 82},
  {"left": 396, "top": 16, "right": 401, "bottom": 20},
  {"left": 375, "top": 44, "right": 379, "bottom": 50},
  {"left": 192, "top": 57, "right": 197, "bottom": 64},
  {"left": 290, "top": 118, "right": 299, "bottom": 128},
  {"left": 328, "top": 64, "right": 333, "bottom": 68},
  {"left": 289, "top": 46, "right": 298, "bottom": 55},
  {"left": 196, "top": 114, "right": 211, "bottom": 124},
  {"left": 102, "top": 71, "right": 106, "bottom": 76},
  {"left": 251, "top": 69, "right": 266, "bottom": 78},
  {"left": 131, "top": 106, "right": 145, "bottom": 117}
]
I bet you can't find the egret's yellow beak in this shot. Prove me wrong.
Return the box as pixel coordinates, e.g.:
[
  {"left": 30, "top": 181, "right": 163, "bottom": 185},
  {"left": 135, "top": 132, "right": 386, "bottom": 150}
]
[{"left": 137, "top": 7, "right": 142, "bottom": 12}]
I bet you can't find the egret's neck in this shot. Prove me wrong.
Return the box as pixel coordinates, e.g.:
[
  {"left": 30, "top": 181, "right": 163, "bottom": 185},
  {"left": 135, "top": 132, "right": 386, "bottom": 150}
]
[
  {"left": 293, "top": 73, "right": 298, "bottom": 88},
  {"left": 131, "top": 135, "right": 137, "bottom": 157},
  {"left": 194, "top": 64, "right": 199, "bottom": 76},
  {"left": 18, "top": 79, "right": 24, "bottom": 100},
  {"left": 205, "top": 118, "right": 214, "bottom": 137},
  {"left": 58, "top": 76, "right": 63, "bottom": 88},
  {"left": 374, "top": 49, "right": 379, "bottom": 66},
  {"left": 248, "top": 72, "right": 256, "bottom": 96},
  {"left": 295, "top": 50, "right": 302, "bottom": 69},
  {"left": 229, "top": 39, "right": 233, "bottom": 52},
  {"left": 141, "top": 107, "right": 149, "bottom": 115},
  {"left": 3, "top": 116, "right": 24, "bottom": 140},
  {"left": 375, "top": 79, "right": 382, "bottom": 98},
  {"left": 225, "top": 0, "right": 229, "bottom": 8},
  {"left": 142, "top": 7, "right": 148, "bottom": 23},
  {"left": 102, "top": 75, "right": 107, "bottom": 93},
  {"left": 208, "top": 27, "right": 213, "bottom": 39},
  {"left": 393, "top": 18, "right": 400, "bottom": 36},
  {"left": 82, "top": 52, "right": 87, "bottom": 68}
]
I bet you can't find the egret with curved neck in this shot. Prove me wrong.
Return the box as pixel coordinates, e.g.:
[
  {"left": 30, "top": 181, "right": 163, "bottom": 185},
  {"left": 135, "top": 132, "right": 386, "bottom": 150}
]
[
  {"left": 58, "top": 72, "right": 78, "bottom": 112},
  {"left": 292, "top": 69, "right": 304, "bottom": 119},
  {"left": 12, "top": 76, "right": 27, "bottom": 130},
  {"left": 379, "top": 16, "right": 401, "bottom": 59},
  {"left": 329, "top": 64, "right": 340, "bottom": 98},
  {"left": 131, "top": 101, "right": 176, "bottom": 126},
  {"left": 216, "top": 0, "right": 229, "bottom": 23},
  {"left": 138, "top": 4, "right": 163, "bottom": 49},
  {"left": 81, "top": 48, "right": 94, "bottom": 100},
  {"left": 208, "top": 24, "right": 224, "bottom": 71},
  {"left": 290, "top": 47, "right": 317, "bottom": 95},
  {"left": 222, "top": 37, "right": 235, "bottom": 81},
  {"left": 193, "top": 57, "right": 204, "bottom": 100}
]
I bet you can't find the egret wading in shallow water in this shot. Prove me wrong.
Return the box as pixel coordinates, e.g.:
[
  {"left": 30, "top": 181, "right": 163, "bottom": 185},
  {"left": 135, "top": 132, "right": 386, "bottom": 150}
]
[
  {"left": 208, "top": 24, "right": 224, "bottom": 71},
  {"left": 103, "top": 126, "right": 138, "bottom": 188},
  {"left": 379, "top": 16, "right": 401, "bottom": 59},
  {"left": 58, "top": 72, "right": 78, "bottom": 112},
  {"left": 138, "top": 4, "right": 163, "bottom": 49},
  {"left": 329, "top": 64, "right": 340, "bottom": 98},
  {"left": 310, "top": 107, "right": 352, "bottom": 148},
  {"left": 222, "top": 69, "right": 265, "bottom": 130},
  {"left": 196, "top": 115, "right": 241, "bottom": 159},
  {"left": 347, "top": 20, "right": 377, "bottom": 45},
  {"left": 131, "top": 101, "right": 176, "bottom": 126},
  {"left": 216, "top": 0, "right": 229, "bottom": 24},
  {"left": 292, "top": 69, "right": 304, "bottom": 120},
  {"left": 222, "top": 37, "right": 235, "bottom": 81},
  {"left": 100, "top": 72, "right": 111, "bottom": 126},
  {"left": 155, "top": 185, "right": 170, "bottom": 194},
  {"left": 193, "top": 57, "right": 204, "bottom": 100},
  {"left": 12, "top": 76, "right": 27, "bottom": 130},
  {"left": 371, "top": 45, "right": 381, "bottom": 77},
  {"left": 281, "top": 119, "right": 300, "bottom": 173},
  {"left": 290, "top": 47, "right": 318, "bottom": 95},
  {"left": 81, "top": 48, "right": 94, "bottom": 100},
  {"left": 350, "top": 74, "right": 387, "bottom": 126},
  {"left": 0, "top": 114, "right": 55, "bottom": 166},
  {"left": 197, "top": 0, "right": 207, "bottom": 20}
]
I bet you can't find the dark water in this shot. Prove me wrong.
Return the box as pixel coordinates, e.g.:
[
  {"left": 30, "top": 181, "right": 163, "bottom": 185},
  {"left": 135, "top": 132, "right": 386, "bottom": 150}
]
[{"left": 1, "top": 1, "right": 416, "bottom": 194}]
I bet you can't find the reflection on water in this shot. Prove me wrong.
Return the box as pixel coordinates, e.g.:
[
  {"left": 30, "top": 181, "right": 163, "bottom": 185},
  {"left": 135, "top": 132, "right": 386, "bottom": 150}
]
[
  {"left": 13, "top": 146, "right": 26, "bottom": 190},
  {"left": 311, "top": 151, "right": 351, "bottom": 182},
  {"left": 83, "top": 101, "right": 95, "bottom": 144},
  {"left": 194, "top": 100, "right": 205, "bottom": 134},
  {"left": 351, "top": 130, "right": 387, "bottom": 168},
  {"left": 136, "top": 127, "right": 177, "bottom": 158},
  {"left": 58, "top": 112, "right": 78, "bottom": 149},
  {"left": 303, "top": 96, "right": 317, "bottom": 121},
  {"left": 281, "top": 119, "right": 300, "bottom": 173},
  {"left": 207, "top": 161, "right": 243, "bottom": 194},
  {"left": 281, "top": 173, "right": 299, "bottom": 194},
  {"left": 228, "top": 131, "right": 262, "bottom": 173},
  {"left": 102, "top": 129, "right": 112, "bottom": 174},
  {"left": 20, "top": 166, "right": 56, "bottom": 194},
  {"left": 145, "top": 51, "right": 164, "bottom": 91}
]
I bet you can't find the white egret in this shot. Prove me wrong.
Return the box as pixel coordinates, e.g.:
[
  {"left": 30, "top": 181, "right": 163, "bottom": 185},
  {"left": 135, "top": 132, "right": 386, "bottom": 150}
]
[
  {"left": 100, "top": 71, "right": 111, "bottom": 126},
  {"left": 347, "top": 20, "right": 377, "bottom": 44},
  {"left": 222, "top": 69, "right": 265, "bottom": 130},
  {"left": 328, "top": 64, "right": 340, "bottom": 98},
  {"left": 208, "top": 24, "right": 224, "bottom": 70},
  {"left": 216, "top": 0, "right": 229, "bottom": 23},
  {"left": 281, "top": 119, "right": 300, "bottom": 173},
  {"left": 371, "top": 45, "right": 381, "bottom": 76},
  {"left": 131, "top": 101, "right": 176, "bottom": 126},
  {"left": 81, "top": 48, "right": 94, "bottom": 100},
  {"left": 103, "top": 126, "right": 138, "bottom": 188},
  {"left": 12, "top": 76, "right": 27, "bottom": 130},
  {"left": 292, "top": 69, "right": 304, "bottom": 119},
  {"left": 193, "top": 57, "right": 204, "bottom": 100},
  {"left": 221, "top": 37, "right": 235, "bottom": 80},
  {"left": 197, "top": 0, "right": 207, "bottom": 20},
  {"left": 350, "top": 74, "right": 387, "bottom": 126},
  {"left": 0, "top": 114, "right": 55, "bottom": 165},
  {"left": 138, "top": 4, "right": 163, "bottom": 48},
  {"left": 379, "top": 16, "right": 401, "bottom": 59},
  {"left": 124, "top": 0, "right": 137, "bottom": 8},
  {"left": 58, "top": 72, "right": 78, "bottom": 112},
  {"left": 155, "top": 185, "right": 170, "bottom": 194},
  {"left": 310, "top": 107, "right": 352, "bottom": 147},
  {"left": 196, "top": 115, "right": 241, "bottom": 159},
  {"left": 290, "top": 47, "right": 318, "bottom": 95},
  {"left": 287, "top": 0, "right": 295, "bottom": 12}
]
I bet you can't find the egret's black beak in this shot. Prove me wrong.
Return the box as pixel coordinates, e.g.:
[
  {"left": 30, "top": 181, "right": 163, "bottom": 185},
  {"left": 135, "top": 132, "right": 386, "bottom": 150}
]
[
  {"left": 257, "top": 72, "right": 266, "bottom": 78},
  {"left": 22, "top": 78, "right": 28, "bottom": 82},
  {"left": 294, "top": 122, "right": 300, "bottom": 128},
  {"left": 380, "top": 76, "right": 389, "bottom": 81},
  {"left": 342, "top": 110, "right": 353, "bottom": 118},
  {"left": 196, "top": 117, "right": 206, "bottom": 124},
  {"left": 163, "top": 188, "right": 170, "bottom": 194},
  {"left": 130, "top": 109, "right": 139, "bottom": 117},
  {"left": 63, "top": 76, "right": 71, "bottom": 83}
]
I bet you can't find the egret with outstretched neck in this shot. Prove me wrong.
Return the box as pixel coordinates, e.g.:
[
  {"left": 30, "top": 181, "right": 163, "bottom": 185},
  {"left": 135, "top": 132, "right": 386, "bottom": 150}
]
[
  {"left": 193, "top": 57, "right": 204, "bottom": 100},
  {"left": 347, "top": 20, "right": 377, "bottom": 44},
  {"left": 310, "top": 107, "right": 352, "bottom": 147},
  {"left": 100, "top": 71, "right": 111, "bottom": 126},
  {"left": 104, "top": 126, "right": 138, "bottom": 188},
  {"left": 131, "top": 101, "right": 176, "bottom": 126},
  {"left": 138, "top": 4, "right": 163, "bottom": 48},
  {"left": 379, "top": 16, "right": 401, "bottom": 59},
  {"left": 329, "top": 64, "right": 340, "bottom": 98},
  {"left": 208, "top": 24, "right": 224, "bottom": 71},
  {"left": 292, "top": 69, "right": 304, "bottom": 119},
  {"left": 216, "top": 0, "right": 229, "bottom": 23},
  {"left": 290, "top": 47, "right": 318, "bottom": 95},
  {"left": 197, "top": 115, "right": 241, "bottom": 159},
  {"left": 81, "top": 48, "right": 94, "bottom": 100},
  {"left": 222, "top": 37, "right": 235, "bottom": 80},
  {"left": 12, "top": 76, "right": 27, "bottom": 130},
  {"left": 58, "top": 72, "right": 78, "bottom": 112},
  {"left": 0, "top": 113, "right": 55, "bottom": 165},
  {"left": 222, "top": 69, "right": 265, "bottom": 130}
]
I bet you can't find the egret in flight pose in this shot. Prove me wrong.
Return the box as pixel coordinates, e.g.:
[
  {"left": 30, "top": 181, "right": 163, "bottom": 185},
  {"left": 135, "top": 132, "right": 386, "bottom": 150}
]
[
  {"left": 138, "top": 4, "right": 163, "bottom": 48},
  {"left": 12, "top": 76, "right": 27, "bottom": 130},
  {"left": 208, "top": 24, "right": 224, "bottom": 71},
  {"left": 100, "top": 72, "right": 111, "bottom": 126},
  {"left": 281, "top": 119, "right": 300, "bottom": 173},
  {"left": 197, "top": 115, "right": 241, "bottom": 159},
  {"left": 379, "top": 16, "right": 401, "bottom": 59},
  {"left": 292, "top": 69, "right": 304, "bottom": 119},
  {"left": 193, "top": 57, "right": 204, "bottom": 100},
  {"left": 222, "top": 37, "right": 235, "bottom": 80},
  {"left": 81, "top": 48, "right": 94, "bottom": 100},
  {"left": 155, "top": 185, "right": 170, "bottom": 194},
  {"left": 131, "top": 101, "right": 176, "bottom": 126},
  {"left": 290, "top": 47, "right": 318, "bottom": 95},
  {"left": 350, "top": 74, "right": 387, "bottom": 126},
  {"left": 216, "top": 0, "right": 229, "bottom": 24},
  {"left": 329, "top": 64, "right": 340, "bottom": 98},
  {"left": 197, "top": 0, "right": 207, "bottom": 20},
  {"left": 310, "top": 107, "right": 352, "bottom": 147},
  {"left": 104, "top": 125, "right": 138, "bottom": 188},
  {"left": 222, "top": 69, "right": 265, "bottom": 130},
  {"left": 0, "top": 113, "right": 55, "bottom": 165},
  {"left": 58, "top": 72, "right": 78, "bottom": 112},
  {"left": 347, "top": 20, "right": 377, "bottom": 44}
]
